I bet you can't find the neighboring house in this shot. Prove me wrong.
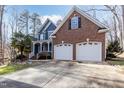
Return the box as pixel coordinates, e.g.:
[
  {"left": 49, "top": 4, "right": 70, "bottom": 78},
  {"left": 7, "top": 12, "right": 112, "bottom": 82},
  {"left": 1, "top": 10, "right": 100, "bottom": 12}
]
[
  {"left": 30, "top": 18, "right": 56, "bottom": 59},
  {"left": 51, "top": 6, "right": 109, "bottom": 62}
]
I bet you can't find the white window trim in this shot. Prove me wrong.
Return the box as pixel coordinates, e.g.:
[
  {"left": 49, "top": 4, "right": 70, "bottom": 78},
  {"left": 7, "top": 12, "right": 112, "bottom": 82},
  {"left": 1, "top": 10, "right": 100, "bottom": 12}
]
[
  {"left": 48, "top": 30, "right": 54, "bottom": 37},
  {"left": 71, "top": 16, "right": 79, "bottom": 29}
]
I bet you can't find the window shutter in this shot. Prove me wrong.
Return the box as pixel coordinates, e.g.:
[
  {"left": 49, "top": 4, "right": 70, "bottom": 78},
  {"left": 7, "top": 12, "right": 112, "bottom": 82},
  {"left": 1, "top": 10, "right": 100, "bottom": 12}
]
[
  {"left": 68, "top": 19, "right": 71, "bottom": 30},
  {"left": 78, "top": 17, "right": 81, "bottom": 28},
  {"left": 38, "top": 34, "right": 40, "bottom": 40}
]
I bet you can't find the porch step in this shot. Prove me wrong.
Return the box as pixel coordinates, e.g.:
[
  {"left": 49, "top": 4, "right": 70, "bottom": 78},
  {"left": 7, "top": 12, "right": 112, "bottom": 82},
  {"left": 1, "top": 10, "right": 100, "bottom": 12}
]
[
  {"left": 38, "top": 52, "right": 52, "bottom": 59},
  {"left": 30, "top": 55, "right": 37, "bottom": 60}
]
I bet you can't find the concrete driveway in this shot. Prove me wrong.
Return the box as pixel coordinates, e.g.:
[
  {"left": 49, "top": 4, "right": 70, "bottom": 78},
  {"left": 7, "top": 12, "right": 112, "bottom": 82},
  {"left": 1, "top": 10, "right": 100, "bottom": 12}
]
[{"left": 0, "top": 61, "right": 124, "bottom": 88}]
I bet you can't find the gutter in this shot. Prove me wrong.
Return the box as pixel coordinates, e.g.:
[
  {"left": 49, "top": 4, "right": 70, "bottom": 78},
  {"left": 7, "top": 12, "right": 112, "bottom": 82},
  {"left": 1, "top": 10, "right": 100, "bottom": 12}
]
[{"left": 98, "top": 28, "right": 110, "bottom": 33}]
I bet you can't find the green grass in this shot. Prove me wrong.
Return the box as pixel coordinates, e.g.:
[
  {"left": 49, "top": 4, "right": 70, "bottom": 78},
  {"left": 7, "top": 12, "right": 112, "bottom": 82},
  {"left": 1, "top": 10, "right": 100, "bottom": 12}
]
[
  {"left": 108, "top": 60, "right": 124, "bottom": 65},
  {"left": 0, "top": 64, "right": 33, "bottom": 75}
]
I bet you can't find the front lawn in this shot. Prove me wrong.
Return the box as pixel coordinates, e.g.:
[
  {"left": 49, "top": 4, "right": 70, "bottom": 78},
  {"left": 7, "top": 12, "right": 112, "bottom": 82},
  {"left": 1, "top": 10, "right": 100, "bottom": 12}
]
[
  {"left": 0, "top": 63, "right": 34, "bottom": 75},
  {"left": 108, "top": 60, "right": 124, "bottom": 65}
]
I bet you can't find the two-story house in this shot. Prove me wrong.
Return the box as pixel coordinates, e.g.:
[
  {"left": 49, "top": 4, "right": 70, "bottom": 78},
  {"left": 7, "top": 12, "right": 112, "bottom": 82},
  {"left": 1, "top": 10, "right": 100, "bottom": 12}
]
[
  {"left": 30, "top": 6, "right": 109, "bottom": 62},
  {"left": 30, "top": 18, "right": 56, "bottom": 59}
]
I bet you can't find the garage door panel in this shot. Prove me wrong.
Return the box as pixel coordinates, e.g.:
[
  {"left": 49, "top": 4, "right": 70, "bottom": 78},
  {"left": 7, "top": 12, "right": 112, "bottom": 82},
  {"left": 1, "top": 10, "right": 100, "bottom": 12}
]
[
  {"left": 54, "top": 44, "right": 73, "bottom": 60},
  {"left": 76, "top": 42, "right": 102, "bottom": 61}
]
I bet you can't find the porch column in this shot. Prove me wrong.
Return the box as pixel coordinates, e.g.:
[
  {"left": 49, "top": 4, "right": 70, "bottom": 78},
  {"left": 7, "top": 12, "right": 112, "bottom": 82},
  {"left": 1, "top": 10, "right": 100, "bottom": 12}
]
[
  {"left": 40, "top": 42, "right": 42, "bottom": 52},
  {"left": 48, "top": 42, "right": 50, "bottom": 52},
  {"left": 33, "top": 42, "right": 35, "bottom": 55}
]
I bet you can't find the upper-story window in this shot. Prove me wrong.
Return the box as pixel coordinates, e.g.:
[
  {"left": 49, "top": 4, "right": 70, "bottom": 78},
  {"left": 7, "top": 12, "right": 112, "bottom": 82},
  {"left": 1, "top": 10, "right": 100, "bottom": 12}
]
[
  {"left": 71, "top": 16, "right": 78, "bottom": 29},
  {"left": 69, "top": 16, "right": 81, "bottom": 30},
  {"left": 40, "top": 34, "right": 43, "bottom": 40},
  {"left": 48, "top": 31, "right": 53, "bottom": 37}
]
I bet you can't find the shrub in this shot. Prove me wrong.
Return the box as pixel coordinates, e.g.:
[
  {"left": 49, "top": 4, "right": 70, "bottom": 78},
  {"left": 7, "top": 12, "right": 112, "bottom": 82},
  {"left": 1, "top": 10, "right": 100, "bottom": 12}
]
[
  {"left": 106, "top": 40, "right": 122, "bottom": 59},
  {"left": 16, "top": 54, "right": 27, "bottom": 61},
  {"left": 38, "top": 52, "right": 52, "bottom": 59},
  {"left": 107, "top": 40, "right": 122, "bottom": 53},
  {"left": 106, "top": 52, "right": 116, "bottom": 59}
]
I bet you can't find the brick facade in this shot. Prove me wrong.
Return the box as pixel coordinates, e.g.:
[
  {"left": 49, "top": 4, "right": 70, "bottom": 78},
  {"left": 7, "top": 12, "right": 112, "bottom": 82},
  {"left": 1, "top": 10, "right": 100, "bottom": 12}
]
[{"left": 53, "top": 11, "right": 106, "bottom": 61}]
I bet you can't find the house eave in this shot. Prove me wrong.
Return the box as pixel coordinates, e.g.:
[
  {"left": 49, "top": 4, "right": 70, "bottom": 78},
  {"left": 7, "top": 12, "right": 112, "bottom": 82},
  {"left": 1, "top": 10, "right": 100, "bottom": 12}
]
[
  {"left": 98, "top": 28, "right": 110, "bottom": 33},
  {"left": 38, "top": 18, "right": 57, "bottom": 34},
  {"left": 49, "top": 35, "right": 56, "bottom": 39},
  {"left": 51, "top": 6, "right": 110, "bottom": 36}
]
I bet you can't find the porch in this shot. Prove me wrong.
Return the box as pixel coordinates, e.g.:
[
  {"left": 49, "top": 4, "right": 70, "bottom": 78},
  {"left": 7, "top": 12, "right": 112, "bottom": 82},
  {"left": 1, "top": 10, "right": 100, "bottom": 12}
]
[{"left": 29, "top": 39, "right": 53, "bottom": 59}]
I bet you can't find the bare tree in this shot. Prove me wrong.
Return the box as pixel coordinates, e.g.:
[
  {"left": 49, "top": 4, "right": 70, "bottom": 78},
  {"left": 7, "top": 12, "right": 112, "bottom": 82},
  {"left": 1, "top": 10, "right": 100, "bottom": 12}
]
[
  {"left": 0, "top": 5, "right": 4, "bottom": 43},
  {"left": 18, "top": 10, "right": 29, "bottom": 35},
  {"left": 122, "top": 5, "right": 124, "bottom": 50},
  {"left": 0, "top": 5, "right": 5, "bottom": 64},
  {"left": 104, "top": 5, "right": 123, "bottom": 49},
  {"left": 56, "top": 19, "right": 62, "bottom": 26},
  {"left": 9, "top": 8, "right": 19, "bottom": 37},
  {"left": 6, "top": 7, "right": 19, "bottom": 63},
  {"left": 84, "top": 5, "right": 124, "bottom": 50},
  {"left": 30, "top": 13, "right": 41, "bottom": 37}
]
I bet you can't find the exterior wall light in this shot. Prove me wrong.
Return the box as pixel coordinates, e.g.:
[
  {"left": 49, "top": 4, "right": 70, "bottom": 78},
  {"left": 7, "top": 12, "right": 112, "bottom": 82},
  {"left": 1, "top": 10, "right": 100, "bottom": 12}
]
[
  {"left": 62, "top": 41, "right": 64, "bottom": 44},
  {"left": 86, "top": 38, "right": 90, "bottom": 43}
]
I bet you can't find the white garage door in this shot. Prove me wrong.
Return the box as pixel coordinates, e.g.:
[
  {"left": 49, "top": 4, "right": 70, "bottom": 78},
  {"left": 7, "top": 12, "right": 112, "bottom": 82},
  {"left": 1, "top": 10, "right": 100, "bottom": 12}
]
[
  {"left": 54, "top": 43, "right": 73, "bottom": 60},
  {"left": 76, "top": 42, "right": 102, "bottom": 62}
]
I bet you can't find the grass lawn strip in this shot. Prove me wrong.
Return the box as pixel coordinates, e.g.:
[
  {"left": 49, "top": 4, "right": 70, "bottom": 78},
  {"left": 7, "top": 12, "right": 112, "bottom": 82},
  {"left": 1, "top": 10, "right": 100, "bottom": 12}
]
[
  {"left": 109, "top": 60, "right": 124, "bottom": 65},
  {"left": 0, "top": 64, "right": 33, "bottom": 75}
]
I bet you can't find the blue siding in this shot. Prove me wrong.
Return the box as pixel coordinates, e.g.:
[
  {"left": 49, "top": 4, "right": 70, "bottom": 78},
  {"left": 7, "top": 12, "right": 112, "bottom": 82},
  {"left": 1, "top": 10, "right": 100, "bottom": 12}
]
[
  {"left": 43, "top": 23, "right": 56, "bottom": 39},
  {"left": 46, "top": 23, "right": 56, "bottom": 31},
  {"left": 38, "top": 34, "right": 40, "bottom": 40},
  {"left": 43, "top": 32, "right": 48, "bottom": 40},
  {"left": 38, "top": 22, "right": 56, "bottom": 40},
  {"left": 39, "top": 21, "right": 48, "bottom": 34}
]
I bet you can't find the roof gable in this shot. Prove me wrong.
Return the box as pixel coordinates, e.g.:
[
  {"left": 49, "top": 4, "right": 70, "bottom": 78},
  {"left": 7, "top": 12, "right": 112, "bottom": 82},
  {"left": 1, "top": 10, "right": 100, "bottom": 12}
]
[
  {"left": 51, "top": 6, "right": 109, "bottom": 36},
  {"left": 46, "top": 23, "right": 56, "bottom": 31},
  {"left": 38, "top": 18, "right": 56, "bottom": 34}
]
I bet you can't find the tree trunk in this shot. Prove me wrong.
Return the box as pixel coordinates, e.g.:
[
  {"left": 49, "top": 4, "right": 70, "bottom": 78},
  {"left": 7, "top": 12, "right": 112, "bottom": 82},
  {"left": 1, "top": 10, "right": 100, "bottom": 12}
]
[
  {"left": 113, "top": 16, "right": 118, "bottom": 41},
  {"left": 20, "top": 47, "right": 24, "bottom": 62},
  {"left": 0, "top": 5, "right": 5, "bottom": 64},
  {"left": 20, "top": 50, "right": 23, "bottom": 62},
  {"left": 122, "top": 5, "right": 124, "bottom": 51}
]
